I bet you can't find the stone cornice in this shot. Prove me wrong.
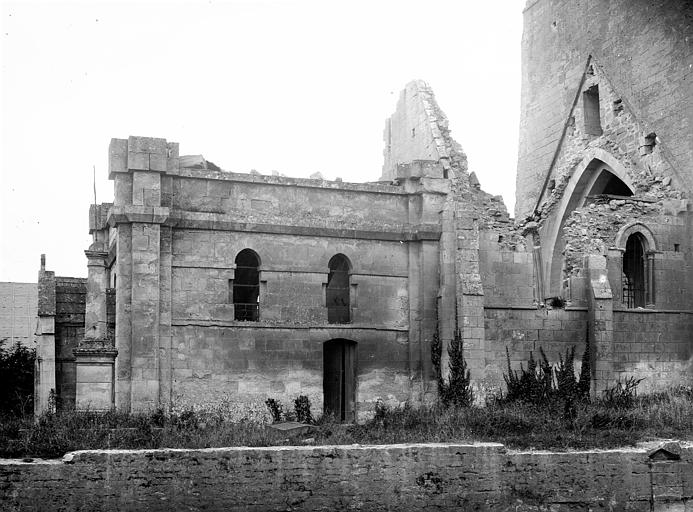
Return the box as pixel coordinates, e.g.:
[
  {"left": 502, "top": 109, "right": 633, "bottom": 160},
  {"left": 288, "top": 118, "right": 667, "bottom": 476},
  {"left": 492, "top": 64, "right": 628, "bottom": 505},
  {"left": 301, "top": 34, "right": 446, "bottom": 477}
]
[
  {"left": 108, "top": 206, "right": 441, "bottom": 241},
  {"left": 107, "top": 206, "right": 171, "bottom": 226}
]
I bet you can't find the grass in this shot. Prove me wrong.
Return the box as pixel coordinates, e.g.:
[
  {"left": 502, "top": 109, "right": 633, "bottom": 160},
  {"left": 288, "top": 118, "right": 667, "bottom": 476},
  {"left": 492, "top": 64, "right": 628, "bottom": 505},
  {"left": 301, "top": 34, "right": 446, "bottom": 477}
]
[{"left": 1, "top": 386, "right": 691, "bottom": 459}]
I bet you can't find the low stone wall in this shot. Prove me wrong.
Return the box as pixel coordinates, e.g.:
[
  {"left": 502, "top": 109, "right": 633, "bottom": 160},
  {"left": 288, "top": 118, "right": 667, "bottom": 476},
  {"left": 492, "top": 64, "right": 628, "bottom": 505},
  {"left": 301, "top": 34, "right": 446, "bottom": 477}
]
[{"left": 1, "top": 442, "right": 691, "bottom": 511}]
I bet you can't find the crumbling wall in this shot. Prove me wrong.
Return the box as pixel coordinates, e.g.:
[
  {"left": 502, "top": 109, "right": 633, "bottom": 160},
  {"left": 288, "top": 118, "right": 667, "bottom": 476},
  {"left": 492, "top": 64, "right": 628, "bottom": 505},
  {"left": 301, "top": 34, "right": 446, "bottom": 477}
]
[
  {"left": 381, "top": 81, "right": 449, "bottom": 182},
  {"left": 516, "top": 55, "right": 691, "bottom": 310}
]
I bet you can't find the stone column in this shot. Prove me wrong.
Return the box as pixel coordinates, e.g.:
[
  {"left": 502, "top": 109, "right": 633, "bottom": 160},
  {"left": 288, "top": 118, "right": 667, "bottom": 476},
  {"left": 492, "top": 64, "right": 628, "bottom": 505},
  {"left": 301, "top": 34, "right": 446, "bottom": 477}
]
[
  {"left": 109, "top": 136, "right": 175, "bottom": 413},
  {"left": 35, "top": 255, "right": 56, "bottom": 416},
  {"left": 74, "top": 243, "right": 117, "bottom": 410},
  {"left": 438, "top": 202, "right": 457, "bottom": 379},
  {"left": 455, "top": 206, "right": 486, "bottom": 379},
  {"left": 83, "top": 246, "right": 109, "bottom": 340},
  {"left": 585, "top": 254, "right": 614, "bottom": 395}
]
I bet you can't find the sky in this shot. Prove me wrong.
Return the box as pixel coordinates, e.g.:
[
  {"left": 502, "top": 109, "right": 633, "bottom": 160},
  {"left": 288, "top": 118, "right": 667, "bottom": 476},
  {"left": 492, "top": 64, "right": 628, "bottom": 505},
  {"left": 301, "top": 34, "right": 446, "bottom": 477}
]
[{"left": 1, "top": 0, "right": 523, "bottom": 282}]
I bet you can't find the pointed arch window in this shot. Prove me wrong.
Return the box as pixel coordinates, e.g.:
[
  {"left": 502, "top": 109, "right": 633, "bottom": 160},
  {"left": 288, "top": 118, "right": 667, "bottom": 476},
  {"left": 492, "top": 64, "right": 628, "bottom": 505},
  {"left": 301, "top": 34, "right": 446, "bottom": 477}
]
[
  {"left": 622, "top": 233, "right": 654, "bottom": 308},
  {"left": 327, "top": 254, "right": 351, "bottom": 324},
  {"left": 233, "top": 249, "right": 260, "bottom": 321}
]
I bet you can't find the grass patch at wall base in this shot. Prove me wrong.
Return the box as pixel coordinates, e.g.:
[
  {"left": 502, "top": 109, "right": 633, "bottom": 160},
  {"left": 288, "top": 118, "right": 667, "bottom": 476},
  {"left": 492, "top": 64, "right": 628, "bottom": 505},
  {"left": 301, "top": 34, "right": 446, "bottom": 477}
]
[{"left": 1, "top": 386, "right": 691, "bottom": 459}]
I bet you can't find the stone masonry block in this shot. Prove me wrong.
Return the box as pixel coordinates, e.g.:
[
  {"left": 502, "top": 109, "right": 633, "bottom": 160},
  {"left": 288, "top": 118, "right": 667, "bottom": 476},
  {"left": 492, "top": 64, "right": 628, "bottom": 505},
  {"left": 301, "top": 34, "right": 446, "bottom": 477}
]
[{"left": 108, "top": 138, "right": 128, "bottom": 176}]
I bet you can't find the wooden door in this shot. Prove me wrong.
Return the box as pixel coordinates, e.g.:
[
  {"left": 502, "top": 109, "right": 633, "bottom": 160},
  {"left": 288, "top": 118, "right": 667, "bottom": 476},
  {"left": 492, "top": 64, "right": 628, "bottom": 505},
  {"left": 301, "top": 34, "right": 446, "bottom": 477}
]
[{"left": 323, "top": 339, "right": 356, "bottom": 422}]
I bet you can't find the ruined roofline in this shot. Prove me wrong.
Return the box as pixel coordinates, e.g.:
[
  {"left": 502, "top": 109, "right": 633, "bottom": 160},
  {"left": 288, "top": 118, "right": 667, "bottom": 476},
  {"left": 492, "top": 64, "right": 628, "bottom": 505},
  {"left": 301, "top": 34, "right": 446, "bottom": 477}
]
[
  {"left": 110, "top": 135, "right": 402, "bottom": 195},
  {"left": 381, "top": 80, "right": 456, "bottom": 182}
]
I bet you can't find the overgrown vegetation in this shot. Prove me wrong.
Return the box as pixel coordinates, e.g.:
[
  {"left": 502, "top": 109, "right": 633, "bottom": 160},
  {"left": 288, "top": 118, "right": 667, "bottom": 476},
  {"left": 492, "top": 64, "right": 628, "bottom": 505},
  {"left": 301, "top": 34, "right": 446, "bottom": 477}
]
[
  {"left": 2, "top": 385, "right": 691, "bottom": 459},
  {"left": 2, "top": 343, "right": 691, "bottom": 459},
  {"left": 0, "top": 339, "right": 35, "bottom": 417}
]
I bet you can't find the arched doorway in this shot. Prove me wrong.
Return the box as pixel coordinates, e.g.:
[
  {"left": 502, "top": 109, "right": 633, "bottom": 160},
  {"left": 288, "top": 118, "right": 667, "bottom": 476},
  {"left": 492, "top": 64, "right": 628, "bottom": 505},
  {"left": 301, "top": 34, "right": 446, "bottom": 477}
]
[{"left": 323, "top": 339, "right": 356, "bottom": 422}]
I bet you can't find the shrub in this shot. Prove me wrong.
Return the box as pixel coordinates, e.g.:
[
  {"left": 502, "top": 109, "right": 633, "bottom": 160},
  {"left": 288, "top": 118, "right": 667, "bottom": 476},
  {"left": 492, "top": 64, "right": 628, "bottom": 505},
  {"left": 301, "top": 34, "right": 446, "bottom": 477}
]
[
  {"left": 293, "top": 395, "right": 313, "bottom": 424},
  {"left": 438, "top": 330, "right": 474, "bottom": 407},
  {"left": 0, "top": 339, "right": 35, "bottom": 416},
  {"left": 265, "top": 398, "right": 283, "bottom": 423}
]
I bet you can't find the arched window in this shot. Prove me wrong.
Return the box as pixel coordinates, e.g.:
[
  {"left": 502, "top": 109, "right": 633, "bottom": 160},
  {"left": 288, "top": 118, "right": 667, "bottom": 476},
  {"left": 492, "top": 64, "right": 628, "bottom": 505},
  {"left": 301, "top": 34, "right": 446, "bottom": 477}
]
[
  {"left": 233, "top": 249, "right": 260, "bottom": 321},
  {"left": 622, "top": 233, "right": 654, "bottom": 308},
  {"left": 327, "top": 254, "right": 350, "bottom": 324}
]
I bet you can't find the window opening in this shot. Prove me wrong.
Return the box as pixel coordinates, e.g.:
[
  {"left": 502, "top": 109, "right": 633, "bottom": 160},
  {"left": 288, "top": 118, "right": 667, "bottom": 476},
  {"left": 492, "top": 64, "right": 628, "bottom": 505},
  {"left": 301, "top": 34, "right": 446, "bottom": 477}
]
[
  {"left": 233, "top": 249, "right": 260, "bottom": 321},
  {"left": 327, "top": 254, "right": 350, "bottom": 323},
  {"left": 583, "top": 85, "right": 602, "bottom": 136},
  {"left": 622, "top": 234, "right": 654, "bottom": 308}
]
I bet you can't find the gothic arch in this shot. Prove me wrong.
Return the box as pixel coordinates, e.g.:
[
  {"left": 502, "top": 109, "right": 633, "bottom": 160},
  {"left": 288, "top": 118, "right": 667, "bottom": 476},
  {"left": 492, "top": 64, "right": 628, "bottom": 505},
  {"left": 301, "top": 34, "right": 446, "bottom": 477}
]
[{"left": 542, "top": 149, "right": 635, "bottom": 297}]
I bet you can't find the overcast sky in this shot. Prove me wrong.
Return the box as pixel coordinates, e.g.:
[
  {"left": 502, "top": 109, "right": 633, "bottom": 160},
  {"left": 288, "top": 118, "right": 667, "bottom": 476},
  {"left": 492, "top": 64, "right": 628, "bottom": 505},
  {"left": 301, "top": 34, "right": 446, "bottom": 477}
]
[{"left": 1, "top": 0, "right": 523, "bottom": 282}]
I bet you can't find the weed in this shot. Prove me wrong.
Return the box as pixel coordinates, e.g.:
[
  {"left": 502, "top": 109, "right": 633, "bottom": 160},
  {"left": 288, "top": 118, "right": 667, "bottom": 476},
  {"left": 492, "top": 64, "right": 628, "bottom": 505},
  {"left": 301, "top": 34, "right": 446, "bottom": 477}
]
[
  {"left": 503, "top": 347, "right": 553, "bottom": 404},
  {"left": 601, "top": 376, "right": 644, "bottom": 409}
]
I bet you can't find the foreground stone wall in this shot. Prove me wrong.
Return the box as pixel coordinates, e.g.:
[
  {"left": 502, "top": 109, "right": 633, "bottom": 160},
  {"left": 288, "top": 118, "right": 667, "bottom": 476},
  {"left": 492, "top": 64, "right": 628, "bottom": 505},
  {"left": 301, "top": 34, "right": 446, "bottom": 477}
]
[{"left": 1, "top": 442, "right": 691, "bottom": 511}]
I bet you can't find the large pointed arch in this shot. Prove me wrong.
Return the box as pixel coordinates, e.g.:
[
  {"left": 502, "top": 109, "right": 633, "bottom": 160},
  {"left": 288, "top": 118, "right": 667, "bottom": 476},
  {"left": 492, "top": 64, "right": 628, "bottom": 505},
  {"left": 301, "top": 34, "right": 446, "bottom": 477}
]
[{"left": 541, "top": 148, "right": 635, "bottom": 297}]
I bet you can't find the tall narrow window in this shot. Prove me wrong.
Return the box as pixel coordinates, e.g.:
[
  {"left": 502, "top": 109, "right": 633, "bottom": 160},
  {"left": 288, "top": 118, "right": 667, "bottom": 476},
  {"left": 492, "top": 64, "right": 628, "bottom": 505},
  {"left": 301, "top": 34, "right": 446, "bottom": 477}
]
[
  {"left": 327, "top": 254, "right": 350, "bottom": 324},
  {"left": 622, "top": 234, "right": 654, "bottom": 308},
  {"left": 233, "top": 249, "right": 260, "bottom": 321},
  {"left": 583, "top": 85, "right": 602, "bottom": 136}
]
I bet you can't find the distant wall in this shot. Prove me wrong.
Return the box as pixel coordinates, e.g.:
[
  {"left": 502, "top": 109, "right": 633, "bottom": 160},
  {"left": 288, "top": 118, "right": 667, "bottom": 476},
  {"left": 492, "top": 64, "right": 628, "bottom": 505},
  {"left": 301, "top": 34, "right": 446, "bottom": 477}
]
[
  {"left": 0, "top": 282, "right": 37, "bottom": 348},
  {"left": 1, "top": 442, "right": 691, "bottom": 511}
]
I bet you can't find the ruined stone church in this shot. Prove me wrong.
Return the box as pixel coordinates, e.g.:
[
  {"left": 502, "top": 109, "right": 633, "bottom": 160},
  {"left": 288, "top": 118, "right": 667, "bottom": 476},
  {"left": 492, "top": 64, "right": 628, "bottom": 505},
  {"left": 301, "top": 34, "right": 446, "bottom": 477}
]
[{"left": 35, "top": 0, "right": 692, "bottom": 420}]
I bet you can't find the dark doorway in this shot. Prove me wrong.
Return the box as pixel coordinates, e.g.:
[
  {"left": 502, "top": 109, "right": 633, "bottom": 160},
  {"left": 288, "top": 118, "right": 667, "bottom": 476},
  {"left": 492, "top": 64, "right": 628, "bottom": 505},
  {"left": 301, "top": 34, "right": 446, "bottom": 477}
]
[
  {"left": 233, "top": 249, "right": 260, "bottom": 321},
  {"left": 323, "top": 339, "right": 356, "bottom": 422},
  {"left": 327, "top": 254, "right": 350, "bottom": 323}
]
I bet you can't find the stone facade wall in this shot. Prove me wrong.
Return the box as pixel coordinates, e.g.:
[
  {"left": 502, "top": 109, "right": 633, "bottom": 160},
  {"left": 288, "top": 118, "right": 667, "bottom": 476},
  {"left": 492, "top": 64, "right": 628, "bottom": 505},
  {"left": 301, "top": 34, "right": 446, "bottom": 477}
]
[
  {"left": 613, "top": 310, "right": 693, "bottom": 391},
  {"left": 516, "top": 0, "right": 693, "bottom": 219},
  {"left": 2, "top": 442, "right": 691, "bottom": 511},
  {"left": 483, "top": 306, "right": 588, "bottom": 389},
  {"left": 169, "top": 226, "right": 413, "bottom": 412},
  {"left": 0, "top": 282, "right": 37, "bottom": 349},
  {"left": 479, "top": 233, "right": 534, "bottom": 307},
  {"left": 107, "top": 135, "right": 447, "bottom": 416}
]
